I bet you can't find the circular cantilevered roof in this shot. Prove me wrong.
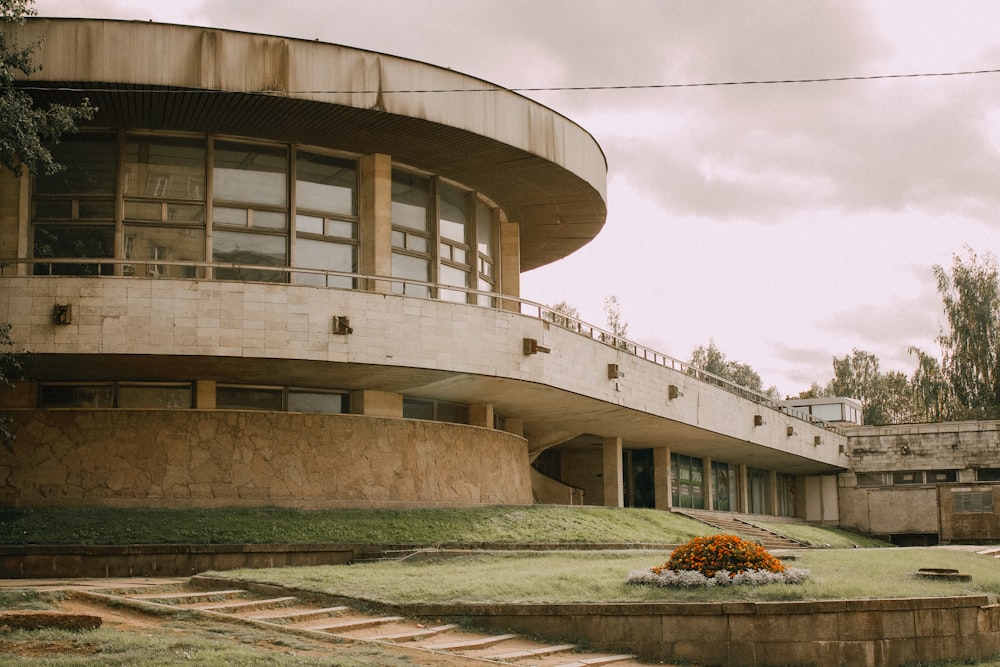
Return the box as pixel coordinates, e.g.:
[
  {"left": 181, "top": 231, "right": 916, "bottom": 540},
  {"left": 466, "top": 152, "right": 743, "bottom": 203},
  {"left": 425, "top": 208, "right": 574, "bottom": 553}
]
[{"left": 16, "top": 18, "right": 608, "bottom": 271}]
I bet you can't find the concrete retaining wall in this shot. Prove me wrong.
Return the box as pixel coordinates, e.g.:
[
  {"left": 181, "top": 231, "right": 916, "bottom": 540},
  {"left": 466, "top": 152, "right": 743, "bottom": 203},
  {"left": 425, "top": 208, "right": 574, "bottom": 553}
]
[
  {"left": 0, "top": 409, "right": 532, "bottom": 508},
  {"left": 400, "top": 597, "right": 1000, "bottom": 666}
]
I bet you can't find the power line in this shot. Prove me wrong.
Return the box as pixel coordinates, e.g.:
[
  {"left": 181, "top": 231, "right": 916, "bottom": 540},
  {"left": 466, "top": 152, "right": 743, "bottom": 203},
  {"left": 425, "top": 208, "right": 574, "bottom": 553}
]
[{"left": 17, "top": 66, "right": 1000, "bottom": 96}]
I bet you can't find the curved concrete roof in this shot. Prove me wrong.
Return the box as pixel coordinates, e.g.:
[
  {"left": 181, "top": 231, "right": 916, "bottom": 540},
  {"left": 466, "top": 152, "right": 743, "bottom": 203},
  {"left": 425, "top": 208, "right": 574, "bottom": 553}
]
[{"left": 15, "top": 18, "right": 608, "bottom": 271}]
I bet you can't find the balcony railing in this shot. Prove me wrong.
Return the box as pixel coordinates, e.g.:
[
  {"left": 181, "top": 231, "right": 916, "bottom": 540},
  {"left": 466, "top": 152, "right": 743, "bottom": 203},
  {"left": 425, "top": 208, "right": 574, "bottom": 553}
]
[{"left": 0, "top": 257, "right": 840, "bottom": 433}]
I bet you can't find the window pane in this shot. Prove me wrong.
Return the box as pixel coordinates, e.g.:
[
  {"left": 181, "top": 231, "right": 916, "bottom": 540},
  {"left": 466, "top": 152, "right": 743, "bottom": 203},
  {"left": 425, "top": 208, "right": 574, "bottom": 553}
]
[
  {"left": 35, "top": 133, "right": 118, "bottom": 195},
  {"left": 39, "top": 385, "right": 114, "bottom": 408},
  {"left": 296, "top": 152, "right": 356, "bottom": 215},
  {"left": 33, "top": 225, "right": 114, "bottom": 275},
  {"left": 168, "top": 203, "right": 204, "bottom": 223},
  {"left": 439, "top": 183, "right": 467, "bottom": 243},
  {"left": 391, "top": 252, "right": 430, "bottom": 297},
  {"left": 213, "top": 230, "right": 286, "bottom": 282},
  {"left": 297, "top": 214, "right": 324, "bottom": 235},
  {"left": 326, "top": 219, "right": 356, "bottom": 239},
  {"left": 125, "top": 135, "right": 206, "bottom": 200},
  {"left": 33, "top": 199, "right": 72, "bottom": 220},
  {"left": 214, "top": 141, "right": 288, "bottom": 207},
  {"left": 125, "top": 201, "right": 163, "bottom": 222},
  {"left": 216, "top": 386, "right": 283, "bottom": 411},
  {"left": 252, "top": 210, "right": 287, "bottom": 230},
  {"left": 213, "top": 207, "right": 248, "bottom": 226},
  {"left": 407, "top": 235, "right": 429, "bottom": 253},
  {"left": 78, "top": 201, "right": 116, "bottom": 219},
  {"left": 288, "top": 391, "right": 347, "bottom": 414},
  {"left": 477, "top": 200, "right": 494, "bottom": 256},
  {"left": 118, "top": 384, "right": 192, "bottom": 409},
  {"left": 436, "top": 401, "right": 468, "bottom": 424},
  {"left": 294, "top": 237, "right": 355, "bottom": 288},
  {"left": 440, "top": 263, "right": 468, "bottom": 302},
  {"left": 124, "top": 224, "right": 205, "bottom": 278},
  {"left": 391, "top": 170, "right": 429, "bottom": 232}
]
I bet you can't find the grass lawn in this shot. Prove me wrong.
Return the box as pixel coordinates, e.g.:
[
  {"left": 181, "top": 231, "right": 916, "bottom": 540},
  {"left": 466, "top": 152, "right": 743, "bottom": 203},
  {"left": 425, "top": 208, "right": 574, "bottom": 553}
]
[
  {"left": 221, "top": 546, "right": 1000, "bottom": 605},
  {"left": 1, "top": 505, "right": 874, "bottom": 547}
]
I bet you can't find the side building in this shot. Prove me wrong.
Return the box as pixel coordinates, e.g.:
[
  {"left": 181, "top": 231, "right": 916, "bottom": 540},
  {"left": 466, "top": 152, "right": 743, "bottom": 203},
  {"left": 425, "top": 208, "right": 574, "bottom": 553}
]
[{"left": 0, "top": 18, "right": 848, "bottom": 515}]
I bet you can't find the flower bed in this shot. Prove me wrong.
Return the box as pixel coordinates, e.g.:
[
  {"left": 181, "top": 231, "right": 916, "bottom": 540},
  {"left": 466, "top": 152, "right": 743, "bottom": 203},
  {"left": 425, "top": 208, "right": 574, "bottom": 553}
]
[{"left": 627, "top": 534, "right": 810, "bottom": 588}]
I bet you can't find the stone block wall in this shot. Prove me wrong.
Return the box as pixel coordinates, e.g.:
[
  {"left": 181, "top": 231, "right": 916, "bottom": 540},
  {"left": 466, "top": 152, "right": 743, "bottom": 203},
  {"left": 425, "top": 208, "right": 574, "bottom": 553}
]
[
  {"left": 400, "top": 596, "right": 1000, "bottom": 666},
  {"left": 0, "top": 409, "right": 532, "bottom": 508}
]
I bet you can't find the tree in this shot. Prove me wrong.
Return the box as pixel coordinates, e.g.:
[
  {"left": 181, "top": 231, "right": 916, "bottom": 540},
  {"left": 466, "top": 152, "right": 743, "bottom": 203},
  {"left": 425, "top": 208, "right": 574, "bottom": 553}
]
[
  {"left": 601, "top": 294, "right": 632, "bottom": 351},
  {"left": 544, "top": 300, "right": 581, "bottom": 331},
  {"left": 909, "top": 345, "right": 950, "bottom": 422},
  {"left": 933, "top": 248, "right": 1000, "bottom": 419},
  {"left": 0, "top": 0, "right": 96, "bottom": 440},
  {"left": 0, "top": 0, "right": 96, "bottom": 176},
  {"left": 688, "top": 340, "right": 779, "bottom": 398}
]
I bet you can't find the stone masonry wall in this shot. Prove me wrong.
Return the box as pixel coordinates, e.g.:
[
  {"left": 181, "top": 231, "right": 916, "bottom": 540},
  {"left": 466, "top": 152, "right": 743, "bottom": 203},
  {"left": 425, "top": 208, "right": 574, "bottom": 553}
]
[{"left": 0, "top": 409, "right": 532, "bottom": 508}]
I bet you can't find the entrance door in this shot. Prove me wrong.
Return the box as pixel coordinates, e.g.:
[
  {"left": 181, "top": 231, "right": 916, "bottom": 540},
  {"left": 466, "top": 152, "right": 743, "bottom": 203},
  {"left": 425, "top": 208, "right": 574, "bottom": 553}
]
[{"left": 622, "top": 449, "right": 655, "bottom": 509}]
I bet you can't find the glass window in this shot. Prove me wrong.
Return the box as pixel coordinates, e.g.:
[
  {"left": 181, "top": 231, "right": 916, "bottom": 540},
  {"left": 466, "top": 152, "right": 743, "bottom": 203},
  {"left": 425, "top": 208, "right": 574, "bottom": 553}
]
[
  {"left": 892, "top": 471, "right": 923, "bottom": 485},
  {"left": 212, "top": 230, "right": 286, "bottom": 282},
  {"left": 391, "top": 252, "right": 430, "bottom": 297},
  {"left": 856, "top": 472, "right": 892, "bottom": 487},
  {"left": 216, "top": 386, "right": 283, "bottom": 411},
  {"left": 32, "top": 225, "right": 114, "bottom": 275},
  {"left": 439, "top": 263, "right": 468, "bottom": 303},
  {"left": 296, "top": 152, "right": 356, "bottom": 216},
  {"left": 403, "top": 397, "right": 435, "bottom": 420},
  {"left": 977, "top": 468, "right": 1000, "bottom": 482},
  {"left": 123, "top": 225, "right": 204, "bottom": 279},
  {"left": 125, "top": 135, "right": 206, "bottom": 200},
  {"left": 213, "top": 141, "right": 287, "bottom": 207},
  {"left": 476, "top": 200, "right": 494, "bottom": 256},
  {"left": 294, "top": 237, "right": 355, "bottom": 288},
  {"left": 439, "top": 183, "right": 467, "bottom": 243},
  {"left": 287, "top": 390, "right": 348, "bottom": 414},
  {"left": 39, "top": 384, "right": 114, "bottom": 408},
  {"left": 35, "top": 133, "right": 118, "bottom": 196},
  {"left": 118, "top": 384, "right": 192, "bottom": 409},
  {"left": 391, "top": 170, "right": 430, "bottom": 232}
]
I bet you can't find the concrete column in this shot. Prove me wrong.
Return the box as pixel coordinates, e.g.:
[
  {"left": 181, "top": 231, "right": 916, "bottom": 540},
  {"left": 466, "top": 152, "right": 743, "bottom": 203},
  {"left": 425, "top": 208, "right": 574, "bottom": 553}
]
[
  {"left": 360, "top": 153, "right": 392, "bottom": 294},
  {"left": 468, "top": 403, "right": 494, "bottom": 429},
  {"left": 194, "top": 380, "right": 216, "bottom": 409},
  {"left": 737, "top": 464, "right": 749, "bottom": 513},
  {"left": 703, "top": 457, "right": 714, "bottom": 511},
  {"left": 499, "top": 221, "right": 521, "bottom": 312},
  {"left": 653, "top": 446, "right": 671, "bottom": 511},
  {"left": 602, "top": 436, "right": 624, "bottom": 508},
  {"left": 769, "top": 470, "right": 780, "bottom": 516},
  {"left": 350, "top": 390, "right": 403, "bottom": 418}
]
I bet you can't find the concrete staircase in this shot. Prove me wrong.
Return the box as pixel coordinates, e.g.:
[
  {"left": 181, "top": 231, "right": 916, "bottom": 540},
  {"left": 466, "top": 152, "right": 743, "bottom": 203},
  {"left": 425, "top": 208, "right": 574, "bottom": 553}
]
[
  {"left": 92, "top": 581, "right": 649, "bottom": 666},
  {"left": 674, "top": 509, "right": 808, "bottom": 550}
]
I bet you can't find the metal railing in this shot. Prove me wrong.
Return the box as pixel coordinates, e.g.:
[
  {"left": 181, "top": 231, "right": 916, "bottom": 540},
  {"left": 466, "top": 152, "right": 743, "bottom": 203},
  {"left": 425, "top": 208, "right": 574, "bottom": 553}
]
[{"left": 1, "top": 257, "right": 841, "bottom": 433}]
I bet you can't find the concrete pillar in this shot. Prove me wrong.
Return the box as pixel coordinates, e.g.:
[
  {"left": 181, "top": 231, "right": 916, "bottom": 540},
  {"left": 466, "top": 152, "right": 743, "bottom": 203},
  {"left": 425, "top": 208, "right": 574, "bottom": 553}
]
[
  {"left": 769, "top": 470, "right": 780, "bottom": 516},
  {"left": 737, "top": 464, "right": 749, "bottom": 514},
  {"left": 653, "top": 446, "right": 671, "bottom": 511},
  {"left": 195, "top": 380, "right": 216, "bottom": 409},
  {"left": 350, "top": 390, "right": 403, "bottom": 418},
  {"left": 602, "top": 436, "right": 624, "bottom": 508},
  {"left": 499, "top": 221, "right": 521, "bottom": 312},
  {"left": 468, "top": 403, "right": 494, "bottom": 428},
  {"left": 703, "top": 457, "right": 714, "bottom": 511},
  {"left": 360, "top": 153, "right": 392, "bottom": 293}
]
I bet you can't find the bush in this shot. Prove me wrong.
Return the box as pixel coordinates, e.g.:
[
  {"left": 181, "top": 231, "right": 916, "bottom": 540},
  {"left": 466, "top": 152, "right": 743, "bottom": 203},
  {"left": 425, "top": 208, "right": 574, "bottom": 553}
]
[{"left": 656, "top": 534, "right": 785, "bottom": 578}]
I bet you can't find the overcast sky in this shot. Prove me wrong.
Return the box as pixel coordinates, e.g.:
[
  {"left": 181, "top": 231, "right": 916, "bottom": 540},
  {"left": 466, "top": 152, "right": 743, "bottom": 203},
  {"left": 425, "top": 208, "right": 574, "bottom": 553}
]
[{"left": 32, "top": 0, "right": 1000, "bottom": 396}]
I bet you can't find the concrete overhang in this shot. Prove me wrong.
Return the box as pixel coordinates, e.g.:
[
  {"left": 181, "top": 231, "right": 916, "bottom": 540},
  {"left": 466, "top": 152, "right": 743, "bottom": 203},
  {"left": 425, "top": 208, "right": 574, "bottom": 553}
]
[
  {"left": 23, "top": 353, "right": 848, "bottom": 476},
  {"left": 13, "top": 18, "right": 607, "bottom": 271}
]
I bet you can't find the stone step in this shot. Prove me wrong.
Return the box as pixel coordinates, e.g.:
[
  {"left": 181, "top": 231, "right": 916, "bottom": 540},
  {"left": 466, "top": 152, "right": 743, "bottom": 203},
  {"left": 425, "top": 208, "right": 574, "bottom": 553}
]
[
  {"left": 483, "top": 643, "right": 578, "bottom": 660},
  {"left": 367, "top": 623, "right": 458, "bottom": 641},
  {"left": 194, "top": 596, "right": 298, "bottom": 613},
  {"left": 550, "top": 654, "right": 638, "bottom": 666},
  {"left": 421, "top": 633, "right": 519, "bottom": 650},
  {"left": 130, "top": 589, "right": 247, "bottom": 603},
  {"left": 243, "top": 605, "right": 350, "bottom": 623},
  {"left": 298, "top": 615, "right": 404, "bottom": 632}
]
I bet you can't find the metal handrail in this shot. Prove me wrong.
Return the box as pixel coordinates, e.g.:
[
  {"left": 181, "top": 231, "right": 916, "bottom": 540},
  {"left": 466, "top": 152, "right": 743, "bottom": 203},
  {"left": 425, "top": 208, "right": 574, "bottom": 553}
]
[{"left": 0, "top": 257, "right": 840, "bottom": 433}]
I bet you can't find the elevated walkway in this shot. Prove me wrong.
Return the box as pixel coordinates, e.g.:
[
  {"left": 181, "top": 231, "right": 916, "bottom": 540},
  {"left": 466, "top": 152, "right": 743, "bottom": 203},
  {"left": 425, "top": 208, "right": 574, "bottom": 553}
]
[{"left": 673, "top": 509, "right": 808, "bottom": 550}]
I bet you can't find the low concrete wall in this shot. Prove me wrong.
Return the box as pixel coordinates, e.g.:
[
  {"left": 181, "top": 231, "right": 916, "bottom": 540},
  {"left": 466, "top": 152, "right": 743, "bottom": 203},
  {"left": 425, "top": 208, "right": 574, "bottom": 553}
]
[
  {"left": 0, "top": 410, "right": 532, "bottom": 508},
  {"left": 0, "top": 544, "right": 358, "bottom": 578},
  {"left": 400, "top": 597, "right": 1000, "bottom": 666}
]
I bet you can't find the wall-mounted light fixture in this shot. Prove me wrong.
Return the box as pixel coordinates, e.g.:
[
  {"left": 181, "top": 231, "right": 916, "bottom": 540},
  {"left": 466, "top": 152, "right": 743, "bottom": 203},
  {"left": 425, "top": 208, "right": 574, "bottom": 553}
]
[
  {"left": 814, "top": 436, "right": 822, "bottom": 446},
  {"left": 753, "top": 415, "right": 764, "bottom": 427},
  {"left": 332, "top": 315, "right": 353, "bottom": 335},
  {"left": 667, "top": 384, "right": 680, "bottom": 400},
  {"left": 52, "top": 304, "right": 72, "bottom": 325},
  {"left": 608, "top": 363, "right": 624, "bottom": 379},
  {"left": 787, "top": 426, "right": 795, "bottom": 437},
  {"left": 523, "top": 338, "right": 551, "bottom": 355},
  {"left": 900, "top": 444, "right": 911, "bottom": 455}
]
